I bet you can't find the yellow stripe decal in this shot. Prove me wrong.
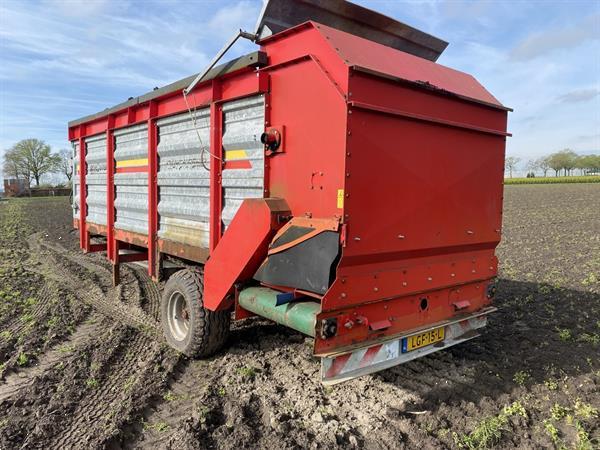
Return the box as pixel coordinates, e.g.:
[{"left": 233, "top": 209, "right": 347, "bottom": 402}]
[
  {"left": 337, "top": 189, "right": 344, "bottom": 209},
  {"left": 115, "top": 158, "right": 148, "bottom": 168},
  {"left": 225, "top": 149, "right": 248, "bottom": 160}
]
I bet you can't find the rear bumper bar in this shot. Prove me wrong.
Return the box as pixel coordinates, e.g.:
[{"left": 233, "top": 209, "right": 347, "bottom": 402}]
[{"left": 321, "top": 307, "right": 496, "bottom": 384}]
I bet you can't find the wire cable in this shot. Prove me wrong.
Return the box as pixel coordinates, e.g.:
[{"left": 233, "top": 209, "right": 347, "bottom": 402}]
[{"left": 182, "top": 90, "right": 222, "bottom": 172}]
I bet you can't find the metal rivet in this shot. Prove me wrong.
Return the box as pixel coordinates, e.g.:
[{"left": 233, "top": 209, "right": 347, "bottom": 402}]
[
  {"left": 398, "top": 234, "right": 405, "bottom": 239},
  {"left": 374, "top": 287, "right": 379, "bottom": 292},
  {"left": 354, "top": 237, "right": 361, "bottom": 241},
  {"left": 341, "top": 293, "right": 347, "bottom": 298},
  {"left": 427, "top": 277, "right": 433, "bottom": 281},
  {"left": 402, "top": 282, "right": 407, "bottom": 287}
]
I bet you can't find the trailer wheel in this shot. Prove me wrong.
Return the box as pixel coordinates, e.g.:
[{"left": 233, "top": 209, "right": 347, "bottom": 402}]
[{"left": 160, "top": 268, "right": 230, "bottom": 357}]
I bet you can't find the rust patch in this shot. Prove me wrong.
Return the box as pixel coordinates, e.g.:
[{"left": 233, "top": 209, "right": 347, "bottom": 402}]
[{"left": 158, "top": 239, "right": 209, "bottom": 263}]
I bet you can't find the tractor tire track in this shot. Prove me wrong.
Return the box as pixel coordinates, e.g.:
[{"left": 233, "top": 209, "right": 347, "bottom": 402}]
[
  {"left": 0, "top": 317, "right": 101, "bottom": 403},
  {"left": 48, "top": 331, "right": 159, "bottom": 450},
  {"left": 28, "top": 233, "right": 161, "bottom": 337}
]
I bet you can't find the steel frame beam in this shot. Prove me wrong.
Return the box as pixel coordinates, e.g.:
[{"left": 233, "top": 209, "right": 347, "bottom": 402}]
[
  {"left": 147, "top": 101, "right": 158, "bottom": 278},
  {"left": 209, "top": 80, "right": 223, "bottom": 252},
  {"left": 78, "top": 135, "right": 89, "bottom": 251},
  {"left": 106, "top": 116, "right": 115, "bottom": 262}
]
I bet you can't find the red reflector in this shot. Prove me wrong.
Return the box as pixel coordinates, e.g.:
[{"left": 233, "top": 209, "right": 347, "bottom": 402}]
[
  {"left": 453, "top": 300, "right": 471, "bottom": 310},
  {"left": 369, "top": 319, "right": 392, "bottom": 331}
]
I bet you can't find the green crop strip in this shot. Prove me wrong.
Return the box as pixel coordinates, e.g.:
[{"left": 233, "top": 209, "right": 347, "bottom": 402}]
[{"left": 504, "top": 176, "right": 600, "bottom": 185}]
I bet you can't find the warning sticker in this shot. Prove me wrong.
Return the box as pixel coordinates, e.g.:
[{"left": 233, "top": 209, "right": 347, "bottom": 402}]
[{"left": 337, "top": 189, "right": 344, "bottom": 209}]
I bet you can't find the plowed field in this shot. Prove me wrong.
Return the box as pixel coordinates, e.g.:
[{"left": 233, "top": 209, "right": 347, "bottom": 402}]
[{"left": 1, "top": 184, "right": 598, "bottom": 449}]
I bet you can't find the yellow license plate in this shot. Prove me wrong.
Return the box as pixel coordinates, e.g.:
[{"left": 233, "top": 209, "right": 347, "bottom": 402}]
[{"left": 402, "top": 327, "right": 445, "bottom": 353}]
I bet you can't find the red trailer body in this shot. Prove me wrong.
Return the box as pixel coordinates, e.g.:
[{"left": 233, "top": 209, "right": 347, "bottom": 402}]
[{"left": 69, "top": 16, "right": 509, "bottom": 383}]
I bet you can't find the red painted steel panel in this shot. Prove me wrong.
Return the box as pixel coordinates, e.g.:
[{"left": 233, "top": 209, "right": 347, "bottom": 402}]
[
  {"left": 204, "top": 198, "right": 290, "bottom": 311},
  {"left": 349, "top": 72, "right": 508, "bottom": 133},
  {"left": 315, "top": 281, "right": 493, "bottom": 355},
  {"left": 260, "top": 23, "right": 348, "bottom": 95},
  {"left": 342, "top": 109, "right": 505, "bottom": 263},
  {"left": 264, "top": 58, "right": 347, "bottom": 220},
  {"left": 313, "top": 22, "right": 504, "bottom": 108}
]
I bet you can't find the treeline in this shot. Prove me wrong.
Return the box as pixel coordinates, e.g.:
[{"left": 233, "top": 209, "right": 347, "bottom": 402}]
[
  {"left": 3, "top": 139, "right": 72, "bottom": 187},
  {"left": 505, "top": 149, "right": 600, "bottom": 178}
]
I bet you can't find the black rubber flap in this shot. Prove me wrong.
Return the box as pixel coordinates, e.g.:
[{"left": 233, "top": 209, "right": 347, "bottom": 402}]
[{"left": 255, "top": 230, "right": 340, "bottom": 295}]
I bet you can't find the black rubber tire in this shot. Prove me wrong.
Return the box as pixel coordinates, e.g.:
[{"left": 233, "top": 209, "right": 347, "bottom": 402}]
[{"left": 160, "top": 268, "right": 230, "bottom": 357}]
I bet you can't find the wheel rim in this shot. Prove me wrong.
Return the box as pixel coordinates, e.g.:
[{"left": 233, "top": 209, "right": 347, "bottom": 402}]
[{"left": 167, "top": 291, "right": 189, "bottom": 341}]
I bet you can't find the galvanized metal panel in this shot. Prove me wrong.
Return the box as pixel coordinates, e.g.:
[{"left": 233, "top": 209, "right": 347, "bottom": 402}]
[
  {"left": 85, "top": 134, "right": 107, "bottom": 226},
  {"left": 156, "top": 95, "right": 265, "bottom": 250},
  {"left": 72, "top": 141, "right": 79, "bottom": 219},
  {"left": 222, "top": 95, "right": 265, "bottom": 228},
  {"left": 114, "top": 123, "right": 149, "bottom": 235},
  {"left": 157, "top": 109, "right": 211, "bottom": 248}
]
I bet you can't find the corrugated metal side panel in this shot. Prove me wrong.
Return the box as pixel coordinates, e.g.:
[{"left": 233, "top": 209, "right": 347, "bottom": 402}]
[
  {"left": 222, "top": 95, "right": 265, "bottom": 227},
  {"left": 157, "top": 110, "right": 210, "bottom": 248},
  {"left": 85, "top": 134, "right": 107, "bottom": 226},
  {"left": 114, "top": 123, "right": 149, "bottom": 235},
  {"left": 72, "top": 141, "right": 79, "bottom": 219}
]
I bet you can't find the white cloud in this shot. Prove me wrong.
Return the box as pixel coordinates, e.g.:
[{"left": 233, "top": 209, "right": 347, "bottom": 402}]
[
  {"left": 557, "top": 88, "right": 600, "bottom": 103},
  {"left": 208, "top": 0, "right": 260, "bottom": 33},
  {"left": 510, "top": 13, "right": 600, "bottom": 61},
  {"left": 41, "top": 0, "right": 113, "bottom": 17}
]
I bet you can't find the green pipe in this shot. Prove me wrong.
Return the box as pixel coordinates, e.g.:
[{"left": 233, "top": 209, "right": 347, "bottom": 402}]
[{"left": 238, "top": 287, "right": 320, "bottom": 337}]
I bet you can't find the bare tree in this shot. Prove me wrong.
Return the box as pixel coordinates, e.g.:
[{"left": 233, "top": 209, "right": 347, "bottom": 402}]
[
  {"left": 537, "top": 156, "right": 551, "bottom": 177},
  {"left": 59, "top": 149, "right": 73, "bottom": 182},
  {"left": 505, "top": 156, "right": 521, "bottom": 178},
  {"left": 9, "top": 139, "right": 61, "bottom": 186},
  {"left": 526, "top": 159, "right": 539, "bottom": 176},
  {"left": 3, "top": 148, "right": 22, "bottom": 180}
]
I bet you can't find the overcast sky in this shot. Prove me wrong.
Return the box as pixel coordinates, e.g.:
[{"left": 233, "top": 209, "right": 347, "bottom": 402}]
[{"left": 1, "top": 0, "right": 599, "bottom": 170}]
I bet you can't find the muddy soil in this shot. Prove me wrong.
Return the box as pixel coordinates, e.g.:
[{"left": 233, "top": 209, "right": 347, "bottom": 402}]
[{"left": 0, "top": 185, "right": 598, "bottom": 449}]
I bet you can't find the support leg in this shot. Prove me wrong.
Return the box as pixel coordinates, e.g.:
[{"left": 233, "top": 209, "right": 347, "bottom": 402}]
[
  {"left": 112, "top": 262, "right": 120, "bottom": 287},
  {"left": 112, "top": 240, "right": 120, "bottom": 286}
]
